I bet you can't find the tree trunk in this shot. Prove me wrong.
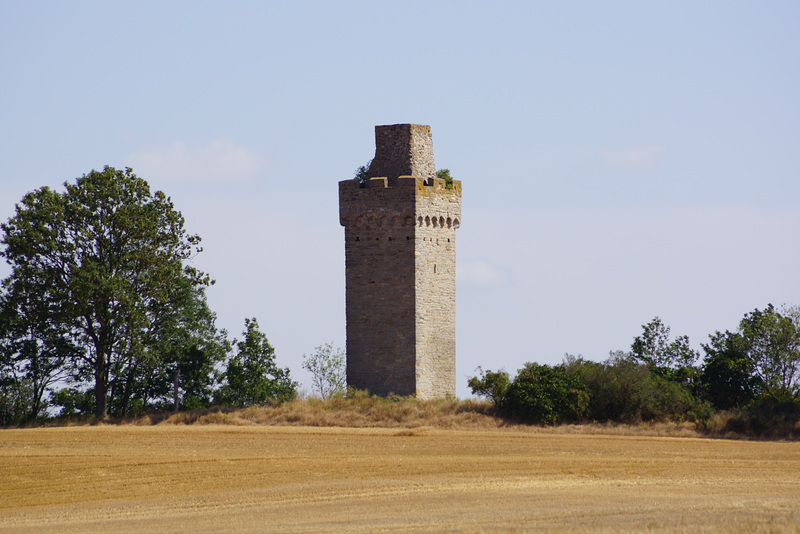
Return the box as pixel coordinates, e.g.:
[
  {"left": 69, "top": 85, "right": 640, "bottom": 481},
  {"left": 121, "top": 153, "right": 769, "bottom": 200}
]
[
  {"left": 95, "top": 383, "right": 108, "bottom": 419},
  {"left": 95, "top": 354, "right": 108, "bottom": 419},
  {"left": 120, "top": 365, "right": 137, "bottom": 417},
  {"left": 173, "top": 368, "right": 180, "bottom": 411}
]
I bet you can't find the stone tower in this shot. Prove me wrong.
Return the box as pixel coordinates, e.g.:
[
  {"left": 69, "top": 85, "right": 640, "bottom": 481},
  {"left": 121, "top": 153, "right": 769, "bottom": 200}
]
[{"left": 338, "top": 124, "right": 461, "bottom": 398}]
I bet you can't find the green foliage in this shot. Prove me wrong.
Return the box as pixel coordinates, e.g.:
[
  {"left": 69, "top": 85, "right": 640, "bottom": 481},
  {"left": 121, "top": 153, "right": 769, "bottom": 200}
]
[
  {"left": 504, "top": 362, "right": 589, "bottom": 425},
  {"left": 216, "top": 318, "right": 296, "bottom": 406},
  {"left": 354, "top": 160, "right": 372, "bottom": 187},
  {"left": 571, "top": 352, "right": 654, "bottom": 422},
  {"left": 700, "top": 331, "right": 761, "bottom": 410},
  {"left": 467, "top": 367, "right": 509, "bottom": 409},
  {"left": 302, "top": 342, "right": 346, "bottom": 400},
  {"left": 469, "top": 351, "right": 713, "bottom": 427},
  {"left": 0, "top": 375, "right": 38, "bottom": 426},
  {"left": 50, "top": 387, "right": 95, "bottom": 417},
  {"left": 737, "top": 304, "right": 800, "bottom": 402},
  {"left": 0, "top": 264, "right": 77, "bottom": 423},
  {"left": 142, "top": 283, "right": 229, "bottom": 411},
  {"left": 436, "top": 168, "right": 454, "bottom": 189},
  {"left": 631, "top": 317, "right": 699, "bottom": 381},
  {"left": 575, "top": 351, "right": 700, "bottom": 422},
  {"left": 0, "top": 166, "right": 212, "bottom": 419}
]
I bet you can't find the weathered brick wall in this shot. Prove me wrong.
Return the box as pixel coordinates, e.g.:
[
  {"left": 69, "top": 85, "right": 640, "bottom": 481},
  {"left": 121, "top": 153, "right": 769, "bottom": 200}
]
[
  {"left": 366, "top": 124, "right": 435, "bottom": 184},
  {"left": 339, "top": 124, "right": 461, "bottom": 399}
]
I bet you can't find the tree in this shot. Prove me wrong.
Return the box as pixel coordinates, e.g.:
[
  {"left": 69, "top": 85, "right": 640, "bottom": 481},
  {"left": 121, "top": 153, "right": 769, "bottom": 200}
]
[
  {"left": 0, "top": 166, "right": 210, "bottom": 418},
  {"left": 0, "top": 373, "right": 36, "bottom": 426},
  {"left": 700, "top": 331, "right": 761, "bottom": 410},
  {"left": 0, "top": 288, "right": 76, "bottom": 423},
  {"left": 467, "top": 367, "right": 510, "bottom": 410},
  {"left": 302, "top": 343, "right": 345, "bottom": 399},
  {"left": 632, "top": 317, "right": 699, "bottom": 382},
  {"left": 737, "top": 304, "right": 800, "bottom": 402},
  {"left": 216, "top": 318, "right": 296, "bottom": 406},
  {"left": 142, "top": 283, "right": 228, "bottom": 411}
]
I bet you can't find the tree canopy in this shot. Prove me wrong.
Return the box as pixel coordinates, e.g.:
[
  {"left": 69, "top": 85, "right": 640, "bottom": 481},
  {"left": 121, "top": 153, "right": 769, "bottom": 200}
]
[
  {"left": 737, "top": 304, "right": 800, "bottom": 401},
  {"left": 1, "top": 166, "right": 211, "bottom": 418}
]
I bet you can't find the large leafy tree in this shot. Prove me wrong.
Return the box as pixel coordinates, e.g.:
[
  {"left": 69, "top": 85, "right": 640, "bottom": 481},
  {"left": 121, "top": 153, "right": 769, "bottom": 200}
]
[
  {"left": 0, "top": 166, "right": 210, "bottom": 418},
  {"left": 738, "top": 304, "right": 800, "bottom": 402}
]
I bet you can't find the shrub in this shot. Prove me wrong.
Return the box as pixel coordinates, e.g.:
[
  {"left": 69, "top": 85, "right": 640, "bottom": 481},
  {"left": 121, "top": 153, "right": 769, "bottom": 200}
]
[
  {"left": 467, "top": 367, "right": 510, "bottom": 410},
  {"left": 504, "top": 363, "right": 589, "bottom": 425},
  {"left": 723, "top": 396, "right": 800, "bottom": 438},
  {"left": 354, "top": 160, "right": 371, "bottom": 187},
  {"left": 436, "top": 168, "right": 454, "bottom": 189},
  {"left": 570, "top": 352, "right": 710, "bottom": 423}
]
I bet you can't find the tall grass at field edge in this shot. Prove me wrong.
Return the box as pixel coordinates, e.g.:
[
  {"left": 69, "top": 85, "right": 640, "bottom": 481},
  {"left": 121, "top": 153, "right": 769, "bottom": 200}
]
[
  {"left": 158, "top": 397, "right": 501, "bottom": 429},
  {"left": 22, "top": 397, "right": 800, "bottom": 439}
]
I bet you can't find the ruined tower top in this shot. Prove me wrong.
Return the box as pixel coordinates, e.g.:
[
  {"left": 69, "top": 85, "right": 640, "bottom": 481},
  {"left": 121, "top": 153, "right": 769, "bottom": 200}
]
[{"left": 366, "top": 124, "right": 435, "bottom": 184}]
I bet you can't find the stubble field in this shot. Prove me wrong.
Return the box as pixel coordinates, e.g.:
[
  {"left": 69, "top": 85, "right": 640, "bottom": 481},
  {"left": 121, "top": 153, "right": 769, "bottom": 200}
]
[{"left": 1, "top": 424, "right": 799, "bottom": 533}]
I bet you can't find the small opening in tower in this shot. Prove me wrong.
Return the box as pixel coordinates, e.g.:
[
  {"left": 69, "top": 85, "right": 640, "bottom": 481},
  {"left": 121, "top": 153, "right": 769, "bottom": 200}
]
[
  {"left": 388, "top": 237, "right": 392, "bottom": 241},
  {"left": 434, "top": 264, "right": 437, "bottom": 273},
  {"left": 406, "top": 236, "right": 410, "bottom": 240},
  {"left": 355, "top": 237, "right": 360, "bottom": 241}
]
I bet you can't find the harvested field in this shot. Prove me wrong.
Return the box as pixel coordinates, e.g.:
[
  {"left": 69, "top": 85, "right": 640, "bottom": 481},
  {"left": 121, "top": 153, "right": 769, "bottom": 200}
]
[{"left": 1, "top": 425, "right": 799, "bottom": 533}]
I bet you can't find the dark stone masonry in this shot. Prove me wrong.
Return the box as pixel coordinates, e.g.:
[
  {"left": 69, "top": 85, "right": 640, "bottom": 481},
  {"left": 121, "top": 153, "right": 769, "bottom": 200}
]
[{"left": 339, "top": 124, "right": 461, "bottom": 398}]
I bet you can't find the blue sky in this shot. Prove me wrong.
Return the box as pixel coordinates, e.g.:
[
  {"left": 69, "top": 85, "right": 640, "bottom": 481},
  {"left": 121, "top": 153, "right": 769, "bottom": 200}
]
[{"left": 2, "top": 1, "right": 799, "bottom": 397}]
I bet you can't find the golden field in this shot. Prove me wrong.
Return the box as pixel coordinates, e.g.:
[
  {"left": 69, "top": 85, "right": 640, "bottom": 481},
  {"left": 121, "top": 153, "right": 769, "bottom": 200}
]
[{"left": 1, "top": 419, "right": 799, "bottom": 533}]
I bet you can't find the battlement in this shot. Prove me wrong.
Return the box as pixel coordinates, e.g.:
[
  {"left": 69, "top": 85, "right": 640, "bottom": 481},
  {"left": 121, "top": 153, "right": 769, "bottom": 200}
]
[
  {"left": 338, "top": 175, "right": 461, "bottom": 228},
  {"left": 342, "top": 175, "right": 462, "bottom": 192}
]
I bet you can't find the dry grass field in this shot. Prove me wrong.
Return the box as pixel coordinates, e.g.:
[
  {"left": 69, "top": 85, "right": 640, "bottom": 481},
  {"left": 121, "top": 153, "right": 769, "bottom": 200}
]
[{"left": 1, "top": 415, "right": 799, "bottom": 533}]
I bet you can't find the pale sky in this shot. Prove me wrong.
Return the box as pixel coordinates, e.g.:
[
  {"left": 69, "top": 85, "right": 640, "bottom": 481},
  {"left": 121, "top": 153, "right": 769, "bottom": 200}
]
[{"left": 2, "top": 1, "right": 799, "bottom": 397}]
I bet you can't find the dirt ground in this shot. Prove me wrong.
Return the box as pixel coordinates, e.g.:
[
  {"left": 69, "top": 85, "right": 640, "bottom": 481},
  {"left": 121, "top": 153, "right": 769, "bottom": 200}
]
[{"left": 1, "top": 425, "right": 798, "bottom": 533}]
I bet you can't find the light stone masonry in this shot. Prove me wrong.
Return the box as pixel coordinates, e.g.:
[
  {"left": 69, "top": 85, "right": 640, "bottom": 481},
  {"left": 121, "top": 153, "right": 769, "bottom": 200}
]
[{"left": 339, "top": 124, "right": 461, "bottom": 398}]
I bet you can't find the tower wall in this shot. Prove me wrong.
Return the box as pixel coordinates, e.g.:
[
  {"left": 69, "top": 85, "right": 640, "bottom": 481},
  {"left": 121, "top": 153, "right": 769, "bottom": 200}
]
[
  {"left": 339, "top": 124, "right": 461, "bottom": 398},
  {"left": 413, "top": 177, "right": 461, "bottom": 398}
]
